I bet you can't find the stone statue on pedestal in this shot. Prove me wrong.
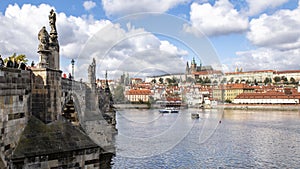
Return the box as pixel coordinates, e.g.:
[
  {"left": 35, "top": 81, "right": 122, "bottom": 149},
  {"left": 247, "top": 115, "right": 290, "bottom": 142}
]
[
  {"left": 37, "top": 9, "right": 60, "bottom": 69},
  {"left": 38, "top": 26, "right": 50, "bottom": 51},
  {"left": 49, "top": 9, "right": 57, "bottom": 34}
]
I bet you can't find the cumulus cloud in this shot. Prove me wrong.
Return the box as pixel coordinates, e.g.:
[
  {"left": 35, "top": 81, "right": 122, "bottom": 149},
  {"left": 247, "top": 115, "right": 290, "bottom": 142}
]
[
  {"left": 247, "top": 4, "right": 300, "bottom": 51},
  {"left": 246, "top": 0, "right": 289, "bottom": 16},
  {"left": 79, "top": 26, "right": 188, "bottom": 80},
  {"left": 102, "top": 0, "right": 189, "bottom": 17},
  {"left": 184, "top": 0, "right": 248, "bottom": 37},
  {"left": 234, "top": 48, "right": 300, "bottom": 71},
  {"left": 0, "top": 4, "right": 52, "bottom": 59},
  {"left": 0, "top": 4, "right": 188, "bottom": 81},
  {"left": 233, "top": 2, "right": 300, "bottom": 72},
  {"left": 83, "top": 1, "right": 96, "bottom": 11}
]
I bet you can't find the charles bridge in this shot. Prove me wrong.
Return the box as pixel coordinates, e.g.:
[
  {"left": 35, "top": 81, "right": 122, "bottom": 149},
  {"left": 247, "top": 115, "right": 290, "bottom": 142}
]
[{"left": 0, "top": 10, "right": 116, "bottom": 168}]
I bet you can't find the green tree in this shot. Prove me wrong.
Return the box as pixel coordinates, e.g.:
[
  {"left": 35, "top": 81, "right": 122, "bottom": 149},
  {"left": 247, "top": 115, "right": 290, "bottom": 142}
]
[
  {"left": 281, "top": 76, "right": 288, "bottom": 84},
  {"left": 172, "top": 77, "right": 178, "bottom": 84},
  {"left": 213, "top": 80, "right": 218, "bottom": 85},
  {"left": 264, "top": 77, "right": 271, "bottom": 85},
  {"left": 113, "top": 85, "right": 125, "bottom": 103},
  {"left": 274, "top": 76, "right": 281, "bottom": 83},
  {"left": 166, "top": 78, "right": 172, "bottom": 84},
  {"left": 221, "top": 78, "right": 227, "bottom": 83},
  {"left": 159, "top": 77, "right": 164, "bottom": 84},
  {"left": 196, "top": 77, "right": 202, "bottom": 84},
  {"left": 151, "top": 79, "right": 156, "bottom": 84},
  {"left": 204, "top": 77, "right": 211, "bottom": 84},
  {"left": 290, "top": 77, "right": 296, "bottom": 84},
  {"left": 225, "top": 99, "right": 232, "bottom": 103},
  {"left": 254, "top": 79, "right": 258, "bottom": 85}
]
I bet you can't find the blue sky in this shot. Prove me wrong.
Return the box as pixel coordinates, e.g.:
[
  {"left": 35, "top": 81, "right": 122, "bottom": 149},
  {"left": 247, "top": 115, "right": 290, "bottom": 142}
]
[{"left": 0, "top": 0, "right": 300, "bottom": 80}]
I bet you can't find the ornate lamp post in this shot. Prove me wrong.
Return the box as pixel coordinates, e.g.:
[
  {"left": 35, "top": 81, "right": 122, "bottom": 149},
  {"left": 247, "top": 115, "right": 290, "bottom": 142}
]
[{"left": 71, "top": 59, "right": 75, "bottom": 80}]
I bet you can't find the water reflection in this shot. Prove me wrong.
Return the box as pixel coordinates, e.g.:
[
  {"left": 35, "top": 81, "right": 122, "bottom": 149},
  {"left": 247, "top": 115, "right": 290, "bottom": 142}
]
[{"left": 112, "top": 109, "right": 300, "bottom": 168}]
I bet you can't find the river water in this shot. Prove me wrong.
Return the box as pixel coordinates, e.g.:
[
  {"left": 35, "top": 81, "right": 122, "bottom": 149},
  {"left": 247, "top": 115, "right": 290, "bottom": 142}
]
[{"left": 111, "top": 109, "right": 300, "bottom": 168}]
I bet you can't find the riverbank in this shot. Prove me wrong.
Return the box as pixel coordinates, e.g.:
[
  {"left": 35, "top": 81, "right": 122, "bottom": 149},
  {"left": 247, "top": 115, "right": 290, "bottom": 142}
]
[
  {"left": 114, "top": 103, "right": 300, "bottom": 111},
  {"left": 216, "top": 104, "right": 300, "bottom": 111},
  {"left": 114, "top": 104, "right": 150, "bottom": 109}
]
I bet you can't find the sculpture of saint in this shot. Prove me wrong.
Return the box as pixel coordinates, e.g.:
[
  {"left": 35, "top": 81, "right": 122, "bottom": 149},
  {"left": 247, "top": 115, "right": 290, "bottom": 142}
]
[{"left": 49, "top": 9, "right": 57, "bottom": 33}]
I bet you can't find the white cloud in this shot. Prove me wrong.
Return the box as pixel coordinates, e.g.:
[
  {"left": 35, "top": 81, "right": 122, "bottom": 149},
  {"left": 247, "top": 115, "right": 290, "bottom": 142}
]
[
  {"left": 160, "top": 40, "right": 188, "bottom": 56},
  {"left": 80, "top": 27, "right": 188, "bottom": 79},
  {"left": 102, "top": 0, "right": 189, "bottom": 17},
  {"left": 246, "top": 0, "right": 289, "bottom": 16},
  {"left": 0, "top": 4, "right": 188, "bottom": 81},
  {"left": 83, "top": 1, "right": 96, "bottom": 11},
  {"left": 234, "top": 48, "right": 300, "bottom": 71},
  {"left": 184, "top": 0, "right": 248, "bottom": 37},
  {"left": 247, "top": 5, "right": 300, "bottom": 50},
  {"left": 0, "top": 4, "right": 53, "bottom": 59}
]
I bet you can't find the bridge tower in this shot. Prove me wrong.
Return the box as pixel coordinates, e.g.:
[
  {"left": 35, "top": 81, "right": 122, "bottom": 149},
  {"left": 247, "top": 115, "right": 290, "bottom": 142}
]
[{"left": 31, "top": 9, "right": 62, "bottom": 123}]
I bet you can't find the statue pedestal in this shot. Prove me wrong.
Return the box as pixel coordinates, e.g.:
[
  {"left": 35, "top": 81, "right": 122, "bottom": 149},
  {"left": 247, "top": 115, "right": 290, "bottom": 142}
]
[{"left": 37, "top": 50, "right": 51, "bottom": 68}]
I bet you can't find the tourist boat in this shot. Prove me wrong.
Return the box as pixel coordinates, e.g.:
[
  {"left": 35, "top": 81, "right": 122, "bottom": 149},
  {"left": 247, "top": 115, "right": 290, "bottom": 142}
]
[{"left": 159, "top": 107, "right": 179, "bottom": 113}]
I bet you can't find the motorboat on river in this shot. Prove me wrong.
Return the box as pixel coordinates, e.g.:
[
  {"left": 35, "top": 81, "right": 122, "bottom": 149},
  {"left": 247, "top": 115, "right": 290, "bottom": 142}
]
[
  {"left": 191, "top": 113, "right": 200, "bottom": 119},
  {"left": 159, "top": 107, "right": 179, "bottom": 113}
]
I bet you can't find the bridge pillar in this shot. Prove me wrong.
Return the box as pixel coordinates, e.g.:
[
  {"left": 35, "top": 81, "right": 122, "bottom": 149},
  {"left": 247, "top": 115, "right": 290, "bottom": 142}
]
[{"left": 31, "top": 68, "right": 62, "bottom": 123}]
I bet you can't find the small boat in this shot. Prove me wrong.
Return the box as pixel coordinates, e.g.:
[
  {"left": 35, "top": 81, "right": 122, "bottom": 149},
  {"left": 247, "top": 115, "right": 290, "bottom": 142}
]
[
  {"left": 159, "top": 109, "right": 170, "bottom": 113},
  {"left": 159, "top": 107, "right": 179, "bottom": 113},
  {"left": 191, "top": 113, "right": 199, "bottom": 119}
]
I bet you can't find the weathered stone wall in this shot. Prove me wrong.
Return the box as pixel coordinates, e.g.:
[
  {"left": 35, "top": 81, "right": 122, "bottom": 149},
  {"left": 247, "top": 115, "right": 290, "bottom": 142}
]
[
  {"left": 18, "top": 147, "right": 103, "bottom": 169},
  {"left": 61, "top": 79, "right": 87, "bottom": 124},
  {"left": 31, "top": 68, "right": 62, "bottom": 123},
  {"left": 0, "top": 67, "right": 31, "bottom": 167},
  {"left": 0, "top": 67, "right": 116, "bottom": 168}
]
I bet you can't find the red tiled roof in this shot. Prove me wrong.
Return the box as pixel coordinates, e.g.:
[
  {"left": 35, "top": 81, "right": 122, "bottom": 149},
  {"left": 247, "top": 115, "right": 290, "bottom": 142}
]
[
  {"left": 131, "top": 78, "right": 143, "bottom": 80},
  {"left": 215, "top": 84, "right": 255, "bottom": 90},
  {"left": 236, "top": 91, "right": 300, "bottom": 99},
  {"left": 276, "top": 70, "right": 300, "bottom": 74},
  {"left": 126, "top": 89, "right": 151, "bottom": 95}
]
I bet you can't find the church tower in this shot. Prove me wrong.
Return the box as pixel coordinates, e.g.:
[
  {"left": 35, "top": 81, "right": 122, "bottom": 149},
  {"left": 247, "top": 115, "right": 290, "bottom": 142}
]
[
  {"left": 185, "top": 61, "right": 190, "bottom": 74},
  {"left": 190, "top": 57, "right": 197, "bottom": 73}
]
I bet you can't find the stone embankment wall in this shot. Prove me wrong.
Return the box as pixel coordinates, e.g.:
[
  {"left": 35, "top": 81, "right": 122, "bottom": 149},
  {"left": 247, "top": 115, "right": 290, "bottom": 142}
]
[
  {"left": 217, "top": 104, "right": 300, "bottom": 111},
  {"left": 0, "top": 67, "right": 32, "bottom": 167}
]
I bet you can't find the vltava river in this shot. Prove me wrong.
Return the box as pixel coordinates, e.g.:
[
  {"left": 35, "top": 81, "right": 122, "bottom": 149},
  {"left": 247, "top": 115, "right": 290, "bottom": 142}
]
[{"left": 112, "top": 109, "right": 300, "bottom": 168}]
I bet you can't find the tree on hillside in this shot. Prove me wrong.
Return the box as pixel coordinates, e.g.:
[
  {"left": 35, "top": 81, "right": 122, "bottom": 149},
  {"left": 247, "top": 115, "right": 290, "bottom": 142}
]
[
  {"left": 151, "top": 79, "right": 156, "bottom": 84},
  {"left": 290, "top": 77, "right": 296, "bottom": 84},
  {"left": 159, "top": 77, "right": 164, "bottom": 84},
  {"left": 213, "top": 80, "right": 218, "bottom": 85},
  {"left": 264, "top": 77, "right": 271, "bottom": 85},
  {"left": 254, "top": 79, "right": 258, "bottom": 85},
  {"left": 166, "top": 78, "right": 172, "bottom": 84},
  {"left": 220, "top": 78, "right": 227, "bottom": 84},
  {"left": 274, "top": 76, "right": 281, "bottom": 83},
  {"left": 204, "top": 77, "right": 211, "bottom": 84},
  {"left": 281, "top": 76, "right": 288, "bottom": 84}
]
